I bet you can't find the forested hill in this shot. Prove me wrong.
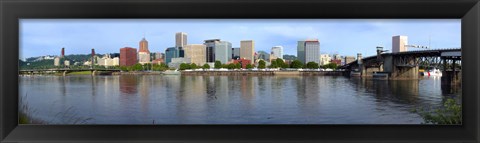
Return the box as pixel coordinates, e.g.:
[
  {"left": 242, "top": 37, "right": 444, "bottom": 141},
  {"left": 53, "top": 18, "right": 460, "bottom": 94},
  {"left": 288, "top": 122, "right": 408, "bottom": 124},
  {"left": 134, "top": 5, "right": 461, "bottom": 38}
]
[{"left": 20, "top": 54, "right": 113, "bottom": 69}]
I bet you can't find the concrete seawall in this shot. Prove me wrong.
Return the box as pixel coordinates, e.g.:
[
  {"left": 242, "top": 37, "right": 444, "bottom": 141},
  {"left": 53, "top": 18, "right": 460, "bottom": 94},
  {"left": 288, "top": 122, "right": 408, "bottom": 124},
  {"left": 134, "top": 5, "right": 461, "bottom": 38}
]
[
  {"left": 181, "top": 71, "right": 344, "bottom": 76},
  {"left": 181, "top": 71, "right": 275, "bottom": 76}
]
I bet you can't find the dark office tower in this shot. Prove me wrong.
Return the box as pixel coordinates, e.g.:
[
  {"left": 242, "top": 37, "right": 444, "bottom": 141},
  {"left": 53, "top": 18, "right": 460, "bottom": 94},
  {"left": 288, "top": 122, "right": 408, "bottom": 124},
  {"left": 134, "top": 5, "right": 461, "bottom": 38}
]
[
  {"left": 232, "top": 48, "right": 240, "bottom": 60},
  {"left": 204, "top": 39, "right": 220, "bottom": 63},
  {"left": 61, "top": 47, "right": 65, "bottom": 58},
  {"left": 165, "top": 47, "right": 178, "bottom": 64},
  {"left": 297, "top": 41, "right": 306, "bottom": 64},
  {"left": 120, "top": 47, "right": 138, "bottom": 66},
  {"left": 178, "top": 47, "right": 184, "bottom": 58}
]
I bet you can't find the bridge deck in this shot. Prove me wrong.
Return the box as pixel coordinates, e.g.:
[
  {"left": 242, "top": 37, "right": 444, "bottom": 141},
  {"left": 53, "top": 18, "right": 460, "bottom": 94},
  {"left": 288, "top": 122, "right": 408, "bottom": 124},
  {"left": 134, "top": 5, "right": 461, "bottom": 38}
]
[{"left": 340, "top": 48, "right": 461, "bottom": 69}]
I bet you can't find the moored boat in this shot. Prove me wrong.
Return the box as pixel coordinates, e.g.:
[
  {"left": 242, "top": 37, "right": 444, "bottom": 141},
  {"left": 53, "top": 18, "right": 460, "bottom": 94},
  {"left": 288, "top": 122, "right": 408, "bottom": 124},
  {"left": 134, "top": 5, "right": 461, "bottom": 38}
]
[
  {"left": 163, "top": 69, "right": 181, "bottom": 75},
  {"left": 423, "top": 68, "right": 442, "bottom": 77}
]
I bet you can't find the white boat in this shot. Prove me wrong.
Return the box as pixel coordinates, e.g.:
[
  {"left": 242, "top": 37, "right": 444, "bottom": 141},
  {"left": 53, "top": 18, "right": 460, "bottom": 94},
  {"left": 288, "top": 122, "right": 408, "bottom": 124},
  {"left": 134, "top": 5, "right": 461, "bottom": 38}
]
[
  {"left": 424, "top": 68, "right": 442, "bottom": 77},
  {"left": 163, "top": 69, "right": 181, "bottom": 75}
]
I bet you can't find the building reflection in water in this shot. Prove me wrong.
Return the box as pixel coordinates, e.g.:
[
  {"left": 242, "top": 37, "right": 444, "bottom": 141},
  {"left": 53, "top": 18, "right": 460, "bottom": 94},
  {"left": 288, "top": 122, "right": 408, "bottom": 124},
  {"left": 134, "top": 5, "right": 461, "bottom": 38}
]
[
  {"left": 295, "top": 76, "right": 320, "bottom": 113},
  {"left": 349, "top": 78, "right": 419, "bottom": 104},
  {"left": 174, "top": 75, "right": 208, "bottom": 123},
  {"left": 388, "top": 79, "right": 419, "bottom": 103},
  {"left": 240, "top": 76, "right": 255, "bottom": 102},
  {"left": 58, "top": 76, "right": 67, "bottom": 96},
  {"left": 139, "top": 75, "right": 152, "bottom": 116},
  {"left": 294, "top": 76, "right": 306, "bottom": 104},
  {"left": 119, "top": 75, "right": 138, "bottom": 94}
]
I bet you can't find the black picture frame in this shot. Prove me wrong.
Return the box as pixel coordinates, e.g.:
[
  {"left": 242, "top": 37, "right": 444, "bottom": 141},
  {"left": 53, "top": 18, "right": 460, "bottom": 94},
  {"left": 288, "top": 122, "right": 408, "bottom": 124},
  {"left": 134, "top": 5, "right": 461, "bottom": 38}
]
[{"left": 1, "top": 0, "right": 479, "bottom": 142}]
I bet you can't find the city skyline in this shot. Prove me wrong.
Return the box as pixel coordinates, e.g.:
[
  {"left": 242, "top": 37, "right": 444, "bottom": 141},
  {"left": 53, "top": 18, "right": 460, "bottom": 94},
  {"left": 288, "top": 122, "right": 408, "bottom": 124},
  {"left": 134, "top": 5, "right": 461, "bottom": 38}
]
[{"left": 20, "top": 19, "right": 460, "bottom": 59}]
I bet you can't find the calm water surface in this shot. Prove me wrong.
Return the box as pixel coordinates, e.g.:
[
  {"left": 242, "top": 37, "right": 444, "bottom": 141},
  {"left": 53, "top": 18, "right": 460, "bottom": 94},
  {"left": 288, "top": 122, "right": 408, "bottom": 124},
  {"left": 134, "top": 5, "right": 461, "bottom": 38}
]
[{"left": 19, "top": 75, "right": 461, "bottom": 124}]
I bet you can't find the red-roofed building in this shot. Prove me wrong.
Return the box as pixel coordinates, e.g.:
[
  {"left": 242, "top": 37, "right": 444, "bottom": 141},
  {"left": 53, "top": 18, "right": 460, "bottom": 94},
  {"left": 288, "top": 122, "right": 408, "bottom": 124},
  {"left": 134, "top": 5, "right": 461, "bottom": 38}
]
[{"left": 330, "top": 59, "right": 341, "bottom": 65}]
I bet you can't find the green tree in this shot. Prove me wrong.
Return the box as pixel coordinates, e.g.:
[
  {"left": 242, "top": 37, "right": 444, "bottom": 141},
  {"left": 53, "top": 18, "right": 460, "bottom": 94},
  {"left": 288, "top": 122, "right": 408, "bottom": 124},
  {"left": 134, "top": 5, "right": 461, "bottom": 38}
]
[
  {"left": 306, "top": 62, "right": 319, "bottom": 69},
  {"left": 179, "top": 63, "right": 191, "bottom": 70},
  {"left": 132, "top": 63, "right": 143, "bottom": 71},
  {"left": 269, "top": 60, "right": 278, "bottom": 68},
  {"left": 144, "top": 63, "right": 152, "bottom": 71},
  {"left": 246, "top": 64, "right": 254, "bottom": 69},
  {"left": 160, "top": 63, "right": 169, "bottom": 70},
  {"left": 190, "top": 63, "right": 198, "bottom": 69},
  {"left": 227, "top": 63, "right": 236, "bottom": 69},
  {"left": 258, "top": 60, "right": 266, "bottom": 69},
  {"left": 324, "top": 63, "right": 338, "bottom": 69},
  {"left": 202, "top": 63, "right": 210, "bottom": 69},
  {"left": 214, "top": 60, "right": 222, "bottom": 69},
  {"left": 235, "top": 63, "right": 241, "bottom": 69},
  {"left": 275, "top": 58, "right": 287, "bottom": 68},
  {"left": 290, "top": 60, "right": 303, "bottom": 69},
  {"left": 224, "top": 64, "right": 230, "bottom": 69},
  {"left": 152, "top": 64, "right": 160, "bottom": 71},
  {"left": 120, "top": 66, "right": 130, "bottom": 71}
]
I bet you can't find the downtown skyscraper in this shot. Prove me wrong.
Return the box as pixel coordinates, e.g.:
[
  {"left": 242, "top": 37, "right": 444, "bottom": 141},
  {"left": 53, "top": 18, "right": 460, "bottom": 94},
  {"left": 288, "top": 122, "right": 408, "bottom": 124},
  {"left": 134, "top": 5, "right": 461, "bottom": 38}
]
[
  {"left": 183, "top": 44, "right": 207, "bottom": 65},
  {"left": 120, "top": 47, "right": 137, "bottom": 66},
  {"left": 176, "top": 32, "right": 188, "bottom": 48},
  {"left": 203, "top": 39, "right": 232, "bottom": 64},
  {"left": 297, "top": 39, "right": 320, "bottom": 64},
  {"left": 138, "top": 37, "right": 150, "bottom": 65},
  {"left": 240, "top": 40, "right": 255, "bottom": 64},
  {"left": 204, "top": 39, "right": 220, "bottom": 63},
  {"left": 297, "top": 41, "right": 306, "bottom": 64},
  {"left": 214, "top": 41, "right": 232, "bottom": 64},
  {"left": 271, "top": 46, "right": 283, "bottom": 59}
]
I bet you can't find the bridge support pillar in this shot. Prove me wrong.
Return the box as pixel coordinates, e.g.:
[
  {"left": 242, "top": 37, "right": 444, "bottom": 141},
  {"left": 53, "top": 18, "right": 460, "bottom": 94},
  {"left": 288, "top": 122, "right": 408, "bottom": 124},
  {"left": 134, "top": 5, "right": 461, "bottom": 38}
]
[
  {"left": 390, "top": 66, "right": 419, "bottom": 79},
  {"left": 63, "top": 71, "right": 67, "bottom": 76},
  {"left": 441, "top": 59, "right": 461, "bottom": 93},
  {"left": 91, "top": 70, "right": 96, "bottom": 76}
]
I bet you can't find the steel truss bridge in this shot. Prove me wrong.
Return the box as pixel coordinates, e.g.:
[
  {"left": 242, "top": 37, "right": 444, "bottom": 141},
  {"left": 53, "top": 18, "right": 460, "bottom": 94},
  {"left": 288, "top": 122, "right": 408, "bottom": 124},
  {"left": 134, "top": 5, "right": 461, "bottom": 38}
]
[{"left": 340, "top": 48, "right": 461, "bottom": 70}]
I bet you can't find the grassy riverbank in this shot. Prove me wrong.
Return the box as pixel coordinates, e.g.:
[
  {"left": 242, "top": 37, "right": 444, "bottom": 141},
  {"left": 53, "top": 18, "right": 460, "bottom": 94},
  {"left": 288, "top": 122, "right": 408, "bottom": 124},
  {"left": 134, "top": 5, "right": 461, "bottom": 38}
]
[
  {"left": 19, "top": 94, "right": 45, "bottom": 124},
  {"left": 68, "top": 71, "right": 92, "bottom": 75},
  {"left": 19, "top": 93, "right": 93, "bottom": 124}
]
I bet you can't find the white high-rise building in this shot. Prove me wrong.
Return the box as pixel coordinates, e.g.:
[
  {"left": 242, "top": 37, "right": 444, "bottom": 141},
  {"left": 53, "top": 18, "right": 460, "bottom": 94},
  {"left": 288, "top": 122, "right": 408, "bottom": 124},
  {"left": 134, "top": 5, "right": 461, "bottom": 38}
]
[
  {"left": 271, "top": 46, "right": 284, "bottom": 59},
  {"left": 392, "top": 35, "right": 408, "bottom": 53},
  {"left": 176, "top": 32, "right": 188, "bottom": 48},
  {"left": 304, "top": 39, "right": 320, "bottom": 64}
]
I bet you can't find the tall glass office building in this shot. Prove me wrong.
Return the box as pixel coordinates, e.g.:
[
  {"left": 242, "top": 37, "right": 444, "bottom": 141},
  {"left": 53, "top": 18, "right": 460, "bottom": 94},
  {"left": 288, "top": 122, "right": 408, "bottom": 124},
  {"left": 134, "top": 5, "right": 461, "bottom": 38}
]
[
  {"left": 297, "top": 41, "right": 306, "bottom": 64},
  {"left": 214, "top": 41, "right": 232, "bottom": 64},
  {"left": 165, "top": 47, "right": 178, "bottom": 64}
]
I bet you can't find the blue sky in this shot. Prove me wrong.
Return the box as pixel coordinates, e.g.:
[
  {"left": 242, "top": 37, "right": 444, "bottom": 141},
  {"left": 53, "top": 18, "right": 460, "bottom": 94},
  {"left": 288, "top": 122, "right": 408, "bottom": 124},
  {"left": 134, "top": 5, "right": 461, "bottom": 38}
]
[{"left": 20, "top": 19, "right": 460, "bottom": 59}]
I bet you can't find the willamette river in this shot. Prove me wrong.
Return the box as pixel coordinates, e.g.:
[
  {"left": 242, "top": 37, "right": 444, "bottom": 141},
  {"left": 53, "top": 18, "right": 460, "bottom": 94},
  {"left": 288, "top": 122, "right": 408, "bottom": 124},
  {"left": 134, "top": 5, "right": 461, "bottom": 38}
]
[{"left": 19, "top": 74, "right": 461, "bottom": 124}]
